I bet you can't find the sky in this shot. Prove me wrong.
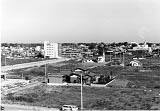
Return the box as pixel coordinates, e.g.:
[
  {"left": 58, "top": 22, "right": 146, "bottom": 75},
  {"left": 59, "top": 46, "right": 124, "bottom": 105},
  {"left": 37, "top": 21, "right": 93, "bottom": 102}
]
[{"left": 1, "top": 0, "right": 160, "bottom": 43}]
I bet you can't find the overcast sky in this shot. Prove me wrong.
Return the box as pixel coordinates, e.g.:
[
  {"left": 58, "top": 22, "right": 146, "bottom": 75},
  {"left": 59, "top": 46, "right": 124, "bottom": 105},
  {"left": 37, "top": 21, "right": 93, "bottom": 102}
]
[{"left": 2, "top": 0, "right": 160, "bottom": 43}]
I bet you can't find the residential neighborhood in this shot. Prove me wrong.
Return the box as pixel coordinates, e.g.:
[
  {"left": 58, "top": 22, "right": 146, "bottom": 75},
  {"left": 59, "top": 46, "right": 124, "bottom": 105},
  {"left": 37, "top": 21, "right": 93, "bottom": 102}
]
[
  {"left": 1, "top": 0, "right": 160, "bottom": 110},
  {"left": 1, "top": 41, "right": 160, "bottom": 110}
]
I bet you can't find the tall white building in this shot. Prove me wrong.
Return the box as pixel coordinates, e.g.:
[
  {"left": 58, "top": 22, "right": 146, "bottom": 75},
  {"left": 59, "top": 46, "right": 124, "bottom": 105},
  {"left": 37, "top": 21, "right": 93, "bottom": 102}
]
[{"left": 44, "top": 41, "right": 59, "bottom": 58}]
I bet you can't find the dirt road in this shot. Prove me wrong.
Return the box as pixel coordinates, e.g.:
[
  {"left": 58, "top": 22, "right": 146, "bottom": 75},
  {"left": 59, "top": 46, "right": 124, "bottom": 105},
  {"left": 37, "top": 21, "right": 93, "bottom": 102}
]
[
  {"left": 1, "top": 58, "right": 71, "bottom": 72},
  {"left": 1, "top": 104, "right": 59, "bottom": 111}
]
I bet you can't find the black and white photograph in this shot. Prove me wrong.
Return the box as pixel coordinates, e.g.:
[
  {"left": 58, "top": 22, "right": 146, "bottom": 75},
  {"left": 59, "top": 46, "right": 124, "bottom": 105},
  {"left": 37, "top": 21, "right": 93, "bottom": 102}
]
[{"left": 1, "top": 0, "right": 160, "bottom": 110}]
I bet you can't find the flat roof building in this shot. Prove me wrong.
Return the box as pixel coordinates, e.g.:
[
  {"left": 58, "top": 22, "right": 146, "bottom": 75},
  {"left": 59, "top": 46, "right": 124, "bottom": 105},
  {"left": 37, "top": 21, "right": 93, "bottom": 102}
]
[{"left": 44, "top": 41, "right": 60, "bottom": 58}]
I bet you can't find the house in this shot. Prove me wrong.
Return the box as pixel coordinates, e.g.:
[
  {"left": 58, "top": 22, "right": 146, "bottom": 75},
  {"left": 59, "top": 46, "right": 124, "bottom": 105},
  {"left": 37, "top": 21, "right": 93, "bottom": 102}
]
[
  {"left": 63, "top": 67, "right": 96, "bottom": 85},
  {"left": 83, "top": 72, "right": 96, "bottom": 85},
  {"left": 70, "top": 67, "right": 87, "bottom": 83},
  {"left": 62, "top": 67, "right": 87, "bottom": 84},
  {"left": 93, "top": 75, "right": 113, "bottom": 84},
  {"left": 82, "top": 59, "right": 94, "bottom": 63},
  {"left": 61, "top": 49, "right": 81, "bottom": 57},
  {"left": 69, "top": 73, "right": 80, "bottom": 83},
  {"left": 129, "top": 60, "right": 142, "bottom": 67},
  {"left": 132, "top": 42, "right": 149, "bottom": 51},
  {"left": 73, "top": 67, "right": 88, "bottom": 73},
  {"left": 97, "top": 56, "right": 105, "bottom": 63}
]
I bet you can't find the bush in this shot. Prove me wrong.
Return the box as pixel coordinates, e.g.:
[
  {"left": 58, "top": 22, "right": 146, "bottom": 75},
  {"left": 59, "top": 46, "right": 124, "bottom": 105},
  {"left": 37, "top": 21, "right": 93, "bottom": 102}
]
[
  {"left": 7, "top": 95, "right": 35, "bottom": 103},
  {"left": 24, "top": 76, "right": 31, "bottom": 80},
  {"left": 154, "top": 85, "right": 160, "bottom": 89}
]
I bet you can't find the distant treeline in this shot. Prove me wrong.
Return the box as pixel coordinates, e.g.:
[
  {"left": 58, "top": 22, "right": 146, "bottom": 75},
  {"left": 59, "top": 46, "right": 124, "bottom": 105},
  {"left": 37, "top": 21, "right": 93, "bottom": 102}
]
[
  {"left": 1, "top": 42, "right": 160, "bottom": 48},
  {"left": 1, "top": 43, "right": 43, "bottom": 47}
]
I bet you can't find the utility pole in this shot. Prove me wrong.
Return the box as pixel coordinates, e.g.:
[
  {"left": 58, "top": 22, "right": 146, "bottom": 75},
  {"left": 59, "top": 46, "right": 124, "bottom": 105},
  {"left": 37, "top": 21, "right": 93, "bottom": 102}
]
[
  {"left": 110, "top": 52, "right": 111, "bottom": 62},
  {"left": 45, "top": 63, "right": 47, "bottom": 84},
  {"left": 107, "top": 51, "right": 112, "bottom": 62},
  {"left": 22, "top": 73, "right": 23, "bottom": 80},
  {"left": 5, "top": 56, "right": 6, "bottom": 66},
  {"left": 81, "top": 73, "right": 83, "bottom": 110},
  {"left": 123, "top": 52, "right": 125, "bottom": 67},
  {"left": 103, "top": 48, "right": 105, "bottom": 62}
]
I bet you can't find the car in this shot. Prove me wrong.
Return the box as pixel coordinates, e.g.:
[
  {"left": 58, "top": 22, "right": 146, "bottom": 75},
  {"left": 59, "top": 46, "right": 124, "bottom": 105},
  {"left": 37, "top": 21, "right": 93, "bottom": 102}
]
[
  {"left": 1, "top": 106, "right": 4, "bottom": 110},
  {"left": 61, "top": 105, "right": 78, "bottom": 111}
]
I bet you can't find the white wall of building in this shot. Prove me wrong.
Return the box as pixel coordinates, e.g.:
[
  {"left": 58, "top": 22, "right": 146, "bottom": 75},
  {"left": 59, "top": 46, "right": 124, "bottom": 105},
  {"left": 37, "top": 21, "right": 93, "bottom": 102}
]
[{"left": 44, "top": 41, "right": 59, "bottom": 58}]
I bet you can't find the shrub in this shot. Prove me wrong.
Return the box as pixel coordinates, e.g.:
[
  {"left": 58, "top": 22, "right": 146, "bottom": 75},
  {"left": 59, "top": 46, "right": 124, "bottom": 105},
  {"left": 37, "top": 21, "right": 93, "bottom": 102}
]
[
  {"left": 24, "top": 76, "right": 31, "bottom": 80},
  {"left": 154, "top": 85, "right": 160, "bottom": 89}
]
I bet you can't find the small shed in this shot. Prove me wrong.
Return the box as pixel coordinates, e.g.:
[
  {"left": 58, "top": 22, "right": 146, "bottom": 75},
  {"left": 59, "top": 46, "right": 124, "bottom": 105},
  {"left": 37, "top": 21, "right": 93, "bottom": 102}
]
[{"left": 47, "top": 75, "right": 63, "bottom": 84}]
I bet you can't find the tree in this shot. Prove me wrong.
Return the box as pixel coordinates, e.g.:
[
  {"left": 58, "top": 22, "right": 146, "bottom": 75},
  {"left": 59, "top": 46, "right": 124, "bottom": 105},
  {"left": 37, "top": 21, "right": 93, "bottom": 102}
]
[
  {"left": 88, "top": 43, "right": 97, "bottom": 50},
  {"left": 123, "top": 42, "right": 128, "bottom": 46},
  {"left": 35, "top": 52, "right": 44, "bottom": 58},
  {"left": 25, "top": 76, "right": 31, "bottom": 80}
]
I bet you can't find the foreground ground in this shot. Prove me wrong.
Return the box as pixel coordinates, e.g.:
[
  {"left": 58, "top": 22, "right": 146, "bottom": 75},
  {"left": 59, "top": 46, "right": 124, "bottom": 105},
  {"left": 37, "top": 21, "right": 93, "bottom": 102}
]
[
  {"left": 2, "top": 57, "right": 160, "bottom": 110},
  {"left": 2, "top": 85, "right": 160, "bottom": 110},
  {"left": 1, "top": 104, "right": 59, "bottom": 111}
]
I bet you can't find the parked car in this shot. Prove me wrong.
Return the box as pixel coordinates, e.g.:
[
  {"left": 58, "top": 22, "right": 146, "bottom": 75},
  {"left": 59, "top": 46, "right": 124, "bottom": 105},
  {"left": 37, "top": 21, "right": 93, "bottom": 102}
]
[
  {"left": 61, "top": 105, "right": 78, "bottom": 111},
  {"left": 1, "top": 106, "right": 4, "bottom": 110}
]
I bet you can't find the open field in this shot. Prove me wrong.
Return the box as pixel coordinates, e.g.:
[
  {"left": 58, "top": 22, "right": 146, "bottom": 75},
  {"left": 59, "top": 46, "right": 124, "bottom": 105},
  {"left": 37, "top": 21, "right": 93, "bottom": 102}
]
[
  {"left": 6, "top": 59, "right": 107, "bottom": 79},
  {"left": 119, "top": 71, "right": 160, "bottom": 88},
  {"left": 2, "top": 85, "right": 160, "bottom": 110},
  {"left": 1, "top": 55, "right": 55, "bottom": 66},
  {"left": 6, "top": 57, "right": 160, "bottom": 84}
]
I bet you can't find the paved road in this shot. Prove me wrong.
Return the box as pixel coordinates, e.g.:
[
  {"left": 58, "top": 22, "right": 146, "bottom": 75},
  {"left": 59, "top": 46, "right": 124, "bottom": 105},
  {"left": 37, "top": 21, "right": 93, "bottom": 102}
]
[
  {"left": 1, "top": 58, "right": 71, "bottom": 73},
  {"left": 1, "top": 104, "right": 59, "bottom": 111}
]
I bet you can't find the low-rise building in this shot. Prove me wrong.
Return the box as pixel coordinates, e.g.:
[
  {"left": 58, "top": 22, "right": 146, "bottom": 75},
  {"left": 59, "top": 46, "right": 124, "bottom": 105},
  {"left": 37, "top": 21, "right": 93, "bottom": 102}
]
[
  {"left": 61, "top": 49, "right": 81, "bottom": 57},
  {"left": 47, "top": 75, "right": 63, "bottom": 84}
]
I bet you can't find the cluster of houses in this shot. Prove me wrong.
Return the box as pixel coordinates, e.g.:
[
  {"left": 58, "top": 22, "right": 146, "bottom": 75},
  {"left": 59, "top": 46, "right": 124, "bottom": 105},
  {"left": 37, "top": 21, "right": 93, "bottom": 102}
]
[
  {"left": 47, "top": 67, "right": 113, "bottom": 85},
  {"left": 1, "top": 45, "right": 44, "bottom": 58},
  {"left": 1, "top": 41, "right": 160, "bottom": 60}
]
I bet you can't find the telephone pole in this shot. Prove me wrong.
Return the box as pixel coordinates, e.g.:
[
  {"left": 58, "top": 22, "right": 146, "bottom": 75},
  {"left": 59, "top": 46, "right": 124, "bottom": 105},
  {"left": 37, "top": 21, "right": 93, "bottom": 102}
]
[
  {"left": 5, "top": 56, "right": 6, "bottom": 66},
  {"left": 110, "top": 52, "right": 111, "bottom": 61},
  {"left": 22, "top": 73, "right": 23, "bottom": 80},
  {"left": 45, "top": 63, "right": 47, "bottom": 84},
  {"left": 123, "top": 52, "right": 125, "bottom": 67},
  {"left": 81, "top": 73, "right": 83, "bottom": 110}
]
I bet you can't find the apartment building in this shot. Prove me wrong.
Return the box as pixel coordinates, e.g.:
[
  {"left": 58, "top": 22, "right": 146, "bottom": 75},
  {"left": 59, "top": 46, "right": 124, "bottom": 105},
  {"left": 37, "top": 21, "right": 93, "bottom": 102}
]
[
  {"left": 44, "top": 41, "right": 60, "bottom": 58},
  {"left": 61, "top": 49, "right": 81, "bottom": 57}
]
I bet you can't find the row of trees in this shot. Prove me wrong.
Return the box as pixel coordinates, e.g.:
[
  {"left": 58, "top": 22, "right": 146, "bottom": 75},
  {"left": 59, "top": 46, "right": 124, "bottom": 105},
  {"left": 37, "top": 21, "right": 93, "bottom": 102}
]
[{"left": 1, "top": 43, "right": 43, "bottom": 48}]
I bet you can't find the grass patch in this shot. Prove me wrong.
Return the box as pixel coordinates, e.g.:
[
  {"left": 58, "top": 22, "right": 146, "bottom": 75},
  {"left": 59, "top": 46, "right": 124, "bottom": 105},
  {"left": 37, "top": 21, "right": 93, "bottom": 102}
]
[{"left": 2, "top": 85, "right": 160, "bottom": 110}]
